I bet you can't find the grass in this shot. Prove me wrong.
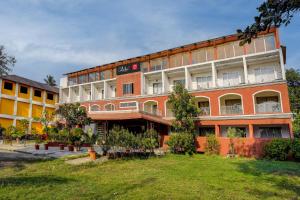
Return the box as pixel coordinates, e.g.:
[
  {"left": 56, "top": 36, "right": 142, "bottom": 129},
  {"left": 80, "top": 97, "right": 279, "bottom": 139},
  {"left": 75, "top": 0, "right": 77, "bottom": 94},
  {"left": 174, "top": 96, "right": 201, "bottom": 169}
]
[{"left": 0, "top": 154, "right": 299, "bottom": 200}]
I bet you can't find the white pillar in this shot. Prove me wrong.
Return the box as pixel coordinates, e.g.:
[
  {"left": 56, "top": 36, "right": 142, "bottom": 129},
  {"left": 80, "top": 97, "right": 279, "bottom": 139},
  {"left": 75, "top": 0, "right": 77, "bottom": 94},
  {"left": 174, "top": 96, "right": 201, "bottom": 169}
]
[
  {"left": 243, "top": 56, "right": 248, "bottom": 84},
  {"left": 91, "top": 83, "right": 95, "bottom": 100},
  {"left": 184, "top": 67, "right": 191, "bottom": 90},
  {"left": 79, "top": 85, "right": 83, "bottom": 102},
  {"left": 279, "top": 48, "right": 286, "bottom": 80},
  {"left": 68, "top": 87, "right": 72, "bottom": 103},
  {"left": 211, "top": 62, "right": 216, "bottom": 88},
  {"left": 104, "top": 81, "right": 107, "bottom": 99}
]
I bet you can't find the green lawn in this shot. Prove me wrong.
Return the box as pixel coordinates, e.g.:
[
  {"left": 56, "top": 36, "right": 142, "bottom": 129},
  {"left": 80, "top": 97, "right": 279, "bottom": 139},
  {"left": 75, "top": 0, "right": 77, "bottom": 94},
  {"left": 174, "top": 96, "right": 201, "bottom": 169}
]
[{"left": 0, "top": 154, "right": 299, "bottom": 200}]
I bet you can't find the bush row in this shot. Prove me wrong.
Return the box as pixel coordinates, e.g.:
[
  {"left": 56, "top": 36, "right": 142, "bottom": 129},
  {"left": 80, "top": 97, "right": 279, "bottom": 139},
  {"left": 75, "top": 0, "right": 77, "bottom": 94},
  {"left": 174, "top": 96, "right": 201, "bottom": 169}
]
[{"left": 264, "top": 138, "right": 300, "bottom": 161}]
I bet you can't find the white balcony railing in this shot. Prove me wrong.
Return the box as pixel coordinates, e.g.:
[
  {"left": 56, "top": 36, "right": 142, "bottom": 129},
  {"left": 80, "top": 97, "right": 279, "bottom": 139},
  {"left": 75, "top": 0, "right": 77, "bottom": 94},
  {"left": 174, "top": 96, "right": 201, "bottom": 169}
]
[
  {"left": 255, "top": 102, "right": 281, "bottom": 113},
  {"left": 221, "top": 105, "right": 243, "bottom": 115},
  {"left": 199, "top": 107, "right": 210, "bottom": 116}
]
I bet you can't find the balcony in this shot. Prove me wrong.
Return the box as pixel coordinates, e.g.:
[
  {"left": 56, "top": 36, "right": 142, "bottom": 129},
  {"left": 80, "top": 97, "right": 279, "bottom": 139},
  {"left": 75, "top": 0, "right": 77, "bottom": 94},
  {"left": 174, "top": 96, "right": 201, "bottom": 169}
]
[
  {"left": 221, "top": 105, "right": 243, "bottom": 115},
  {"left": 255, "top": 102, "right": 281, "bottom": 113},
  {"left": 254, "top": 90, "right": 282, "bottom": 113},
  {"left": 199, "top": 107, "right": 210, "bottom": 116}
]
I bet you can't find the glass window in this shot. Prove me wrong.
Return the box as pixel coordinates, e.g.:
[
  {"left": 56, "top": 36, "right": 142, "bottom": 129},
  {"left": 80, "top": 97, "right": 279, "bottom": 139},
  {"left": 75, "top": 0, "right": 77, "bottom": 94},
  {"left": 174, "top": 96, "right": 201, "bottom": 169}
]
[
  {"left": 89, "top": 72, "right": 97, "bottom": 82},
  {"left": 254, "top": 66, "right": 275, "bottom": 83},
  {"left": 260, "top": 127, "right": 282, "bottom": 138},
  {"left": 224, "top": 43, "right": 234, "bottom": 58},
  {"left": 254, "top": 37, "right": 265, "bottom": 53},
  {"left": 198, "top": 127, "right": 215, "bottom": 136},
  {"left": 233, "top": 41, "right": 244, "bottom": 57},
  {"left": 196, "top": 76, "right": 212, "bottom": 89},
  {"left": 246, "top": 41, "right": 255, "bottom": 54},
  {"left": 4, "top": 82, "right": 13, "bottom": 90},
  {"left": 182, "top": 52, "right": 190, "bottom": 66},
  {"left": 100, "top": 71, "right": 105, "bottom": 80},
  {"left": 68, "top": 77, "right": 77, "bottom": 86},
  {"left": 192, "top": 49, "right": 206, "bottom": 64},
  {"left": 141, "top": 62, "right": 149, "bottom": 72},
  {"left": 119, "top": 102, "right": 137, "bottom": 108},
  {"left": 47, "top": 93, "right": 54, "bottom": 100},
  {"left": 173, "top": 79, "right": 185, "bottom": 86},
  {"left": 223, "top": 71, "right": 240, "bottom": 86},
  {"left": 206, "top": 47, "right": 214, "bottom": 61},
  {"left": 265, "top": 35, "right": 276, "bottom": 51},
  {"left": 150, "top": 57, "right": 167, "bottom": 71},
  {"left": 20, "top": 86, "right": 28, "bottom": 94},
  {"left": 34, "top": 90, "right": 42, "bottom": 97},
  {"left": 217, "top": 45, "right": 226, "bottom": 59},
  {"left": 123, "top": 83, "right": 134, "bottom": 95},
  {"left": 78, "top": 75, "right": 88, "bottom": 84},
  {"left": 170, "top": 54, "right": 182, "bottom": 68},
  {"left": 153, "top": 83, "right": 162, "bottom": 94}
]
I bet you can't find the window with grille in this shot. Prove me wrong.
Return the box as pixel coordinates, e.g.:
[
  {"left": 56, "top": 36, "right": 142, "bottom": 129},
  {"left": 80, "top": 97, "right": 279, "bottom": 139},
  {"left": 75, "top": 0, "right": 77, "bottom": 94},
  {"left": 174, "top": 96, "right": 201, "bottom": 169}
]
[
  {"left": 123, "top": 83, "right": 134, "bottom": 95},
  {"left": 34, "top": 90, "right": 42, "bottom": 97},
  {"left": 119, "top": 102, "right": 137, "bottom": 108},
  {"left": 153, "top": 83, "right": 162, "bottom": 94},
  {"left": 20, "top": 86, "right": 28, "bottom": 94},
  {"left": 4, "top": 82, "right": 13, "bottom": 90},
  {"left": 259, "top": 127, "right": 282, "bottom": 138},
  {"left": 47, "top": 93, "right": 54, "bottom": 100}
]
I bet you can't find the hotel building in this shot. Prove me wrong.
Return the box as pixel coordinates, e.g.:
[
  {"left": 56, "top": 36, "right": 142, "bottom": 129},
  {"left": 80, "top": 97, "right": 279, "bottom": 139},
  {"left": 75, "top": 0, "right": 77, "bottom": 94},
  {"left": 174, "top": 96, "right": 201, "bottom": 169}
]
[
  {"left": 0, "top": 75, "right": 59, "bottom": 133},
  {"left": 59, "top": 28, "right": 293, "bottom": 156}
]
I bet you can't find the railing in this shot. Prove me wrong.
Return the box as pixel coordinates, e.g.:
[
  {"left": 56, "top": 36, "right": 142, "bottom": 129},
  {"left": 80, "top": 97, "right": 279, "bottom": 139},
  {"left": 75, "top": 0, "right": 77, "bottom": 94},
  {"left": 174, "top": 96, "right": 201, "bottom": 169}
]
[
  {"left": 255, "top": 102, "right": 281, "bottom": 113},
  {"left": 199, "top": 107, "right": 210, "bottom": 116},
  {"left": 221, "top": 105, "right": 243, "bottom": 115}
]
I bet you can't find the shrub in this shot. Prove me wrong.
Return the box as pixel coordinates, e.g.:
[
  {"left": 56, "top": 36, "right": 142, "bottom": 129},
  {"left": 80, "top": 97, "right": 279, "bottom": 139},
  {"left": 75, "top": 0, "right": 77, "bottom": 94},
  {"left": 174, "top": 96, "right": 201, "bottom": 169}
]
[
  {"left": 206, "top": 135, "right": 220, "bottom": 155},
  {"left": 291, "top": 139, "right": 300, "bottom": 160},
  {"left": 58, "top": 129, "right": 69, "bottom": 143},
  {"left": 48, "top": 127, "right": 59, "bottom": 142},
  {"left": 70, "top": 128, "right": 84, "bottom": 144},
  {"left": 167, "top": 132, "right": 195, "bottom": 155},
  {"left": 264, "top": 139, "right": 291, "bottom": 161}
]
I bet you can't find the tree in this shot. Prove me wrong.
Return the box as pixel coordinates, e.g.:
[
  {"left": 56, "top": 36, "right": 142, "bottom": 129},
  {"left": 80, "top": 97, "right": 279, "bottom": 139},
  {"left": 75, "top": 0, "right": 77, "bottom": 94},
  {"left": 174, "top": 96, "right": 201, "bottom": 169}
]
[
  {"left": 55, "top": 103, "right": 91, "bottom": 130},
  {"left": 44, "top": 75, "right": 57, "bottom": 86},
  {"left": 34, "top": 110, "right": 54, "bottom": 135},
  {"left": 168, "top": 84, "right": 199, "bottom": 133},
  {"left": 293, "top": 113, "right": 300, "bottom": 138},
  {"left": 286, "top": 68, "right": 300, "bottom": 113},
  {"left": 0, "top": 45, "right": 16, "bottom": 76},
  {"left": 237, "top": 0, "right": 300, "bottom": 44}
]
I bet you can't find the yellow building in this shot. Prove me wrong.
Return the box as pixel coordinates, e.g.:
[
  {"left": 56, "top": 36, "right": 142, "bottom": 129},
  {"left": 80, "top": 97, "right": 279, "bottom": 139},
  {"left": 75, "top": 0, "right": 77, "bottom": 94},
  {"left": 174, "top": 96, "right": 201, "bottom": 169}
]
[{"left": 0, "top": 75, "right": 59, "bottom": 133}]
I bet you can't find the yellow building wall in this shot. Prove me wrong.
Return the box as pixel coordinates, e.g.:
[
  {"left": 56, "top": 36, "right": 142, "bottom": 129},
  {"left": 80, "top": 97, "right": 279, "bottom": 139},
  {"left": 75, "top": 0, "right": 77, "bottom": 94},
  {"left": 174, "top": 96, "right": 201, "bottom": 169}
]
[
  {"left": 32, "top": 90, "right": 44, "bottom": 102},
  {"left": 0, "top": 99, "right": 15, "bottom": 115},
  {"left": 32, "top": 105, "right": 43, "bottom": 118},
  {"left": 1, "top": 80, "right": 15, "bottom": 96},
  {"left": 46, "top": 94, "right": 56, "bottom": 105},
  {"left": 18, "top": 85, "right": 30, "bottom": 99},
  {"left": 31, "top": 122, "right": 43, "bottom": 134},
  {"left": 45, "top": 107, "right": 55, "bottom": 116},
  {"left": 0, "top": 118, "right": 13, "bottom": 129},
  {"left": 17, "top": 102, "right": 30, "bottom": 117}
]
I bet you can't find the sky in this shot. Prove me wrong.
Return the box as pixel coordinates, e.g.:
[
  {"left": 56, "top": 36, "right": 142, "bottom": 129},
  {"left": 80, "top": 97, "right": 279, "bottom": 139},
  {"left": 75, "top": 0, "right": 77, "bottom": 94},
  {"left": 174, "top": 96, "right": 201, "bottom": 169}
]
[{"left": 0, "top": 0, "right": 299, "bottom": 84}]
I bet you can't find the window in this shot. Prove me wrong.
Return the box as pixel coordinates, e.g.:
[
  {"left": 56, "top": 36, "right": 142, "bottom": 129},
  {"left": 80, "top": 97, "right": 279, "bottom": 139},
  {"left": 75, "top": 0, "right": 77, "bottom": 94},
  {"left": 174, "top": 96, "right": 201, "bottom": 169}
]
[
  {"left": 223, "top": 71, "right": 240, "bottom": 86},
  {"left": 34, "top": 90, "right": 42, "bottom": 97},
  {"left": 254, "top": 37, "right": 265, "bottom": 53},
  {"left": 265, "top": 35, "right": 275, "bottom": 51},
  {"left": 100, "top": 71, "right": 105, "bottom": 80},
  {"left": 78, "top": 75, "right": 88, "bottom": 84},
  {"left": 198, "top": 127, "right": 215, "bottom": 136},
  {"left": 256, "top": 96, "right": 280, "bottom": 113},
  {"left": 101, "top": 89, "right": 104, "bottom": 98},
  {"left": 173, "top": 79, "right": 185, "bottom": 86},
  {"left": 198, "top": 101, "right": 210, "bottom": 115},
  {"left": 68, "top": 77, "right": 77, "bottom": 86},
  {"left": 259, "top": 127, "right": 282, "bottom": 138},
  {"left": 20, "top": 86, "right": 28, "bottom": 94},
  {"left": 119, "top": 102, "right": 137, "bottom": 108},
  {"left": 141, "top": 62, "right": 149, "bottom": 72},
  {"left": 153, "top": 83, "right": 162, "bottom": 94},
  {"left": 192, "top": 49, "right": 206, "bottom": 64},
  {"left": 196, "top": 76, "right": 212, "bottom": 89},
  {"left": 150, "top": 57, "right": 168, "bottom": 71},
  {"left": 89, "top": 72, "right": 98, "bottom": 82},
  {"left": 170, "top": 54, "right": 183, "bottom": 68},
  {"left": 123, "top": 83, "right": 134, "bottom": 95},
  {"left": 4, "top": 82, "right": 13, "bottom": 90},
  {"left": 47, "top": 93, "right": 54, "bottom": 100},
  {"left": 233, "top": 41, "right": 244, "bottom": 56},
  {"left": 254, "top": 66, "right": 275, "bottom": 83}
]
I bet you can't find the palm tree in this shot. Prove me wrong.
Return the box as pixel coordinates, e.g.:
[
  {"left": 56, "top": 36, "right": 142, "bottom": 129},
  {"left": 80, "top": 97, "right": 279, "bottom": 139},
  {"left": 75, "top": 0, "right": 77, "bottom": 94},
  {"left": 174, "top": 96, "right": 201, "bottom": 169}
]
[{"left": 44, "top": 75, "right": 57, "bottom": 86}]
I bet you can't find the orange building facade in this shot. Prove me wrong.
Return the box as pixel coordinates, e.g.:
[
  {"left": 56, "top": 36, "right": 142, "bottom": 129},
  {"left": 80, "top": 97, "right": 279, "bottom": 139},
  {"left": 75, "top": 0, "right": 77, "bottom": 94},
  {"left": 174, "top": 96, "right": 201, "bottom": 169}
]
[{"left": 59, "top": 28, "right": 293, "bottom": 157}]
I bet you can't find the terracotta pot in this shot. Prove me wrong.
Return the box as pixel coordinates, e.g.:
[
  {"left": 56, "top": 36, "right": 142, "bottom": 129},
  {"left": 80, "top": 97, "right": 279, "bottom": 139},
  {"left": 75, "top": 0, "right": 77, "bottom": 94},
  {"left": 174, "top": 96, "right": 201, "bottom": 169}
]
[
  {"left": 89, "top": 150, "right": 96, "bottom": 160},
  {"left": 35, "top": 144, "right": 40, "bottom": 150},
  {"left": 59, "top": 144, "right": 64, "bottom": 150},
  {"left": 68, "top": 145, "right": 74, "bottom": 152},
  {"left": 44, "top": 143, "right": 49, "bottom": 150}
]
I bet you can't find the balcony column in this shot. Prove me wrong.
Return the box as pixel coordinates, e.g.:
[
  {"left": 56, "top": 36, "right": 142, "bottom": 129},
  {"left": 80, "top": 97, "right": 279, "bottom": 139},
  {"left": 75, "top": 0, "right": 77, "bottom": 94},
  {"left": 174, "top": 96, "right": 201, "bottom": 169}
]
[
  {"left": 184, "top": 67, "right": 191, "bottom": 90},
  {"left": 91, "top": 83, "right": 94, "bottom": 101},
  {"left": 211, "top": 62, "right": 216, "bottom": 88},
  {"left": 103, "top": 81, "right": 107, "bottom": 99},
  {"left": 79, "top": 85, "right": 83, "bottom": 102},
  {"left": 215, "top": 124, "right": 220, "bottom": 137},
  {"left": 68, "top": 87, "right": 72, "bottom": 103},
  {"left": 243, "top": 56, "right": 248, "bottom": 84},
  {"left": 162, "top": 71, "right": 169, "bottom": 93},
  {"left": 249, "top": 124, "right": 254, "bottom": 139},
  {"left": 279, "top": 48, "right": 286, "bottom": 80}
]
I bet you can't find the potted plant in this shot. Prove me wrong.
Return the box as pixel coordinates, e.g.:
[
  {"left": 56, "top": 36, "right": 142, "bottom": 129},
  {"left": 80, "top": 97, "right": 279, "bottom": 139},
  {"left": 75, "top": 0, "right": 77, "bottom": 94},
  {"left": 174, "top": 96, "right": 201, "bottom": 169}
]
[
  {"left": 32, "top": 128, "right": 43, "bottom": 150},
  {"left": 69, "top": 128, "right": 84, "bottom": 152},
  {"left": 58, "top": 129, "right": 68, "bottom": 151},
  {"left": 5, "top": 126, "right": 18, "bottom": 146},
  {"left": 84, "top": 127, "right": 98, "bottom": 160}
]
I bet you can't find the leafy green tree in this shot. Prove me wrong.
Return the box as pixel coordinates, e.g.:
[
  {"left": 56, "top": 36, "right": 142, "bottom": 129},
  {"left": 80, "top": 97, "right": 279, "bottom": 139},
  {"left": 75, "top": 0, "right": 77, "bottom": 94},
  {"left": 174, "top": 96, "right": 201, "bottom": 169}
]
[
  {"left": 237, "top": 0, "right": 300, "bottom": 44},
  {"left": 286, "top": 68, "right": 300, "bottom": 113},
  {"left": 44, "top": 75, "right": 57, "bottom": 86},
  {"left": 55, "top": 103, "right": 91, "bottom": 130},
  {"left": 0, "top": 45, "right": 16, "bottom": 76},
  {"left": 293, "top": 113, "right": 300, "bottom": 138},
  {"left": 168, "top": 84, "right": 199, "bottom": 133},
  {"left": 34, "top": 110, "right": 54, "bottom": 135}
]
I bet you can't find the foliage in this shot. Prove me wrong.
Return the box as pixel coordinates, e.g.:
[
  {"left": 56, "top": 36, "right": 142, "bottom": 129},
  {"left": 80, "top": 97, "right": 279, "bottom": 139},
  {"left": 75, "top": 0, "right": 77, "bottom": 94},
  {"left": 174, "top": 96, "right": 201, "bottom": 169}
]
[
  {"left": 58, "top": 129, "right": 69, "bottom": 143},
  {"left": 69, "top": 127, "right": 84, "bottom": 145},
  {"left": 107, "top": 126, "right": 137, "bottom": 149},
  {"left": 227, "top": 127, "right": 245, "bottom": 155},
  {"left": 293, "top": 112, "right": 300, "bottom": 138},
  {"left": 48, "top": 127, "right": 59, "bottom": 142},
  {"left": 31, "top": 128, "right": 43, "bottom": 144},
  {"left": 140, "top": 129, "right": 160, "bottom": 152},
  {"left": 5, "top": 125, "right": 24, "bottom": 140},
  {"left": 44, "top": 75, "right": 57, "bottom": 86},
  {"left": 34, "top": 110, "right": 54, "bottom": 135},
  {"left": 168, "top": 84, "right": 199, "bottom": 133},
  {"left": 82, "top": 127, "right": 99, "bottom": 146},
  {"left": 0, "top": 45, "right": 16, "bottom": 76},
  {"left": 166, "top": 132, "right": 195, "bottom": 155},
  {"left": 286, "top": 68, "right": 300, "bottom": 113},
  {"left": 291, "top": 139, "right": 300, "bottom": 160},
  {"left": 237, "top": 0, "right": 300, "bottom": 45},
  {"left": 17, "top": 119, "right": 30, "bottom": 135},
  {"left": 55, "top": 103, "right": 91, "bottom": 130},
  {"left": 264, "top": 139, "right": 291, "bottom": 161},
  {"left": 206, "top": 135, "right": 220, "bottom": 155}
]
